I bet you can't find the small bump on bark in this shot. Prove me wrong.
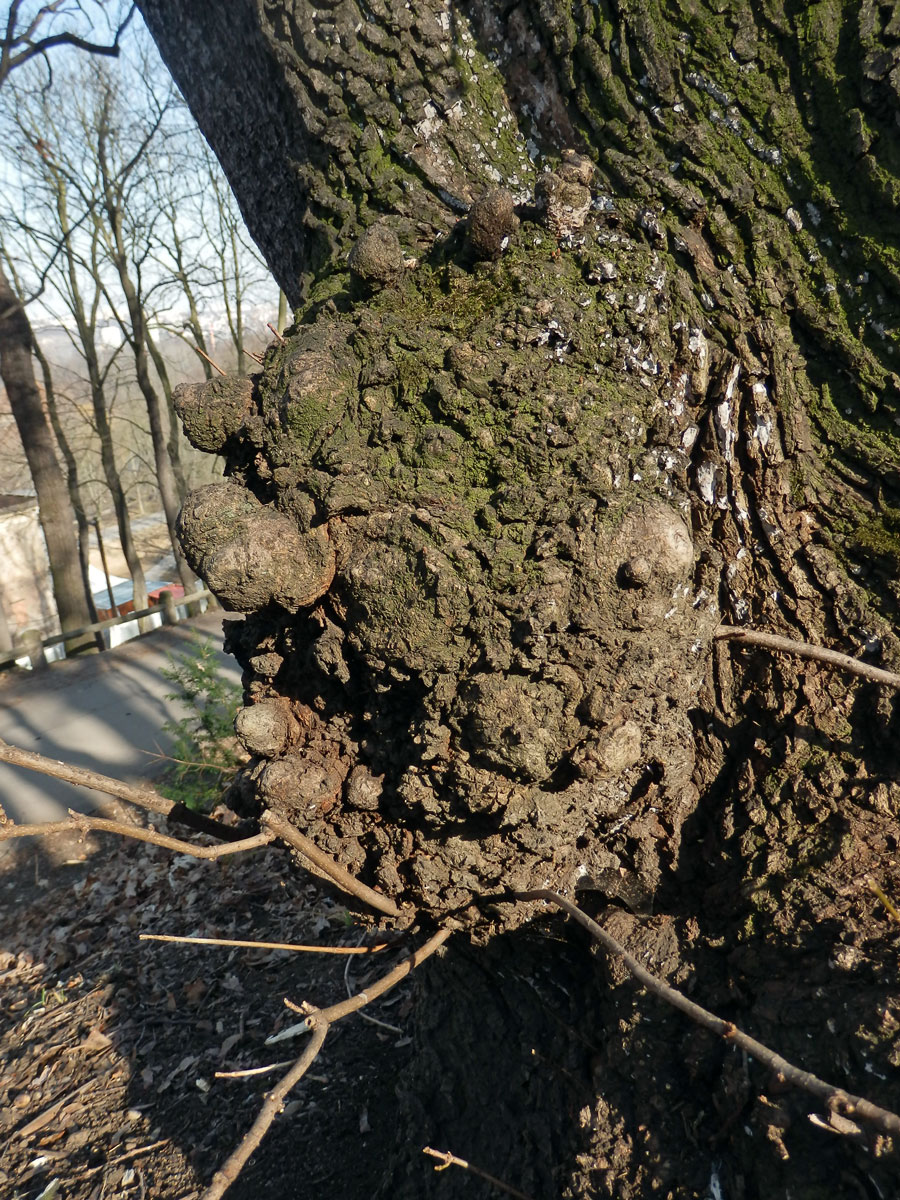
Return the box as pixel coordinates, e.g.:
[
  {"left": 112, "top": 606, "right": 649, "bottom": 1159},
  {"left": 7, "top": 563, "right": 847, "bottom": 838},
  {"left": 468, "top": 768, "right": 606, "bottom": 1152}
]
[
  {"left": 464, "top": 188, "right": 519, "bottom": 260},
  {"left": 348, "top": 224, "right": 404, "bottom": 288}
]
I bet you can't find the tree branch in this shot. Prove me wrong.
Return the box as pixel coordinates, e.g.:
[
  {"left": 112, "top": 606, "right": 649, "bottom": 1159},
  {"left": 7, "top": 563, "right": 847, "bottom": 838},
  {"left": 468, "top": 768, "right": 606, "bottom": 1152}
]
[
  {"left": 423, "top": 1147, "right": 537, "bottom": 1200},
  {"left": 715, "top": 626, "right": 900, "bottom": 690},
  {"left": 0, "top": 808, "right": 274, "bottom": 860},
  {"left": 261, "top": 809, "right": 402, "bottom": 919},
  {"left": 140, "top": 932, "right": 395, "bottom": 955},
  {"left": 202, "top": 926, "right": 451, "bottom": 1200},
  {"left": 202, "top": 1024, "right": 329, "bottom": 1200},
  {"left": 0, "top": 737, "right": 245, "bottom": 840},
  {"left": 514, "top": 890, "right": 900, "bottom": 1141}
]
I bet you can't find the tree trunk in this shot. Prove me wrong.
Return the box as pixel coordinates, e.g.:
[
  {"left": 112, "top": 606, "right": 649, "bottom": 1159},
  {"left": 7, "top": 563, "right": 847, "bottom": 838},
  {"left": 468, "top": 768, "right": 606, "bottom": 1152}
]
[
  {"left": 0, "top": 255, "right": 94, "bottom": 652},
  {"left": 137, "top": 3, "right": 900, "bottom": 1197},
  {"left": 33, "top": 340, "right": 104, "bottom": 649},
  {"left": 50, "top": 181, "right": 149, "bottom": 616},
  {"left": 95, "top": 136, "right": 198, "bottom": 592},
  {"left": 142, "top": 324, "right": 189, "bottom": 501}
]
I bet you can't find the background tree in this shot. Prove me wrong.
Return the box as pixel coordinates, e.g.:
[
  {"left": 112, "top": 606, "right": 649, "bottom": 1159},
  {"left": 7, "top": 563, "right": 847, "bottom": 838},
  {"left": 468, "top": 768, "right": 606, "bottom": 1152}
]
[
  {"left": 93, "top": 1, "right": 900, "bottom": 1195},
  {"left": 2, "top": 37, "right": 280, "bottom": 632},
  {"left": 0, "top": 1, "right": 134, "bottom": 648},
  {"left": 0, "top": 251, "right": 95, "bottom": 647}
]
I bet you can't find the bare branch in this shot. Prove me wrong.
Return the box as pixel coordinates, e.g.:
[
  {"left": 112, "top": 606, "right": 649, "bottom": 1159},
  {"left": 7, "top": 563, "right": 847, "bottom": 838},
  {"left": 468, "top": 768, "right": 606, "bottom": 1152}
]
[
  {"left": 514, "top": 890, "right": 900, "bottom": 1141},
  {"left": 301, "top": 926, "right": 451, "bottom": 1027},
  {"left": 203, "top": 926, "right": 452, "bottom": 1200},
  {"left": 0, "top": 4, "right": 136, "bottom": 90},
  {"left": 0, "top": 808, "right": 275, "bottom": 860},
  {"left": 715, "top": 625, "right": 900, "bottom": 690},
  {"left": 0, "top": 737, "right": 247, "bottom": 841},
  {"left": 423, "top": 1147, "right": 538, "bottom": 1200},
  {"left": 261, "top": 809, "right": 402, "bottom": 919},
  {"left": 202, "top": 1024, "right": 329, "bottom": 1200},
  {"left": 0, "top": 736, "right": 172, "bottom": 814},
  {"left": 139, "top": 932, "right": 395, "bottom": 955},
  {"left": 192, "top": 343, "right": 227, "bottom": 376}
]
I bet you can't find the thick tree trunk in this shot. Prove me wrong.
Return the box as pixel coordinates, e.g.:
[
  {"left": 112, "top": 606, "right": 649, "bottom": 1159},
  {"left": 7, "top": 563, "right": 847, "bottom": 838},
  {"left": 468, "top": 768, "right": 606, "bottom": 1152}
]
[
  {"left": 138, "top": 2, "right": 900, "bottom": 1197},
  {"left": 0, "top": 256, "right": 94, "bottom": 651}
]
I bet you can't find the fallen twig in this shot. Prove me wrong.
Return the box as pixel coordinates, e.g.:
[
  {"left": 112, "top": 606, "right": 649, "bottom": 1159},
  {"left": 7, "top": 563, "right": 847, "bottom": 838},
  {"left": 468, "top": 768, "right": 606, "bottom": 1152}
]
[
  {"left": 215, "top": 1061, "right": 328, "bottom": 1083},
  {"left": 203, "top": 1025, "right": 328, "bottom": 1200},
  {"left": 0, "top": 810, "right": 274, "bottom": 860},
  {"left": 261, "top": 809, "right": 401, "bottom": 918},
  {"left": 202, "top": 927, "right": 451, "bottom": 1200},
  {"left": 0, "top": 738, "right": 245, "bottom": 841},
  {"left": 423, "top": 1146, "right": 537, "bottom": 1200},
  {"left": 140, "top": 932, "right": 394, "bottom": 954},
  {"left": 514, "top": 890, "right": 900, "bottom": 1140},
  {"left": 715, "top": 625, "right": 900, "bottom": 689},
  {"left": 75, "top": 1139, "right": 169, "bottom": 1180}
]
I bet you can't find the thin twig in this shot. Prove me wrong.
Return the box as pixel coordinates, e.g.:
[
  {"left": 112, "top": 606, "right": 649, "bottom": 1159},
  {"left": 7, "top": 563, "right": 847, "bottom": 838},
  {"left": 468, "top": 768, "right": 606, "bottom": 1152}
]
[
  {"left": 193, "top": 345, "right": 227, "bottom": 376},
  {"left": 0, "top": 739, "right": 247, "bottom": 841},
  {"left": 266, "top": 321, "right": 285, "bottom": 344},
  {"left": 217, "top": 1063, "right": 294, "bottom": 1081},
  {"left": 139, "top": 746, "right": 237, "bottom": 772},
  {"left": 515, "top": 890, "right": 900, "bottom": 1140},
  {"left": 284, "top": 926, "right": 452, "bottom": 1028},
  {"left": 261, "top": 809, "right": 401, "bottom": 918},
  {"left": 0, "top": 810, "right": 274, "bottom": 861},
  {"left": 203, "top": 1025, "right": 328, "bottom": 1200},
  {"left": 202, "top": 927, "right": 452, "bottom": 1200},
  {"left": 867, "top": 878, "right": 900, "bottom": 925},
  {"left": 140, "top": 933, "right": 393, "bottom": 954},
  {"left": 75, "top": 1140, "right": 169, "bottom": 1180},
  {"left": 423, "top": 1147, "right": 537, "bottom": 1200},
  {"left": 715, "top": 625, "right": 900, "bottom": 689}
]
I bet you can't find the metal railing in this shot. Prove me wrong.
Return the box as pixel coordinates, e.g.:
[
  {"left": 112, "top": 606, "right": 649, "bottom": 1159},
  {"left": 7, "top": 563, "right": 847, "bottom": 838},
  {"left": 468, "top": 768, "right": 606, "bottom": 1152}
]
[{"left": 0, "top": 588, "right": 216, "bottom": 671}]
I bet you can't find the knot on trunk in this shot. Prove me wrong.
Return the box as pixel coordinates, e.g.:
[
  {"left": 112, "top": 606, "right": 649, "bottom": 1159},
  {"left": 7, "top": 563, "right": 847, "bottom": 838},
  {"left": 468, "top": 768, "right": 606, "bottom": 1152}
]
[
  {"left": 176, "top": 481, "right": 335, "bottom": 612},
  {"left": 174, "top": 375, "right": 255, "bottom": 452}
]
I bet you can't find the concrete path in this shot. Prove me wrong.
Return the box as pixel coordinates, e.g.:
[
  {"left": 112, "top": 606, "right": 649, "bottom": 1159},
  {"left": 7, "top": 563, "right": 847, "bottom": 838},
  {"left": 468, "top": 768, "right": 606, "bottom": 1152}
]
[{"left": 0, "top": 610, "right": 241, "bottom": 831}]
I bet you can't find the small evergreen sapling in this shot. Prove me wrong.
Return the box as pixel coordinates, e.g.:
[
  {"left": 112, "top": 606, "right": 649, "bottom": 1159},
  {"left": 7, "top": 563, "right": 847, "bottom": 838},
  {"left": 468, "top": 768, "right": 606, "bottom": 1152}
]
[{"left": 157, "top": 633, "right": 243, "bottom": 810}]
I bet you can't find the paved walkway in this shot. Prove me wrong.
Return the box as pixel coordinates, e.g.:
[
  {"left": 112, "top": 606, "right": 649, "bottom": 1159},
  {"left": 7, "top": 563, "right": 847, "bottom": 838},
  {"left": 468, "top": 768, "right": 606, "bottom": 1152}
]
[{"left": 0, "top": 610, "right": 241, "bottom": 831}]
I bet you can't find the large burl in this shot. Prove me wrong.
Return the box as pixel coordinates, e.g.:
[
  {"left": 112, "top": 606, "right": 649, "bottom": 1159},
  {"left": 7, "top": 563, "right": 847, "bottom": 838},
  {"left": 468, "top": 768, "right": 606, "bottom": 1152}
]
[{"left": 175, "top": 199, "right": 726, "bottom": 932}]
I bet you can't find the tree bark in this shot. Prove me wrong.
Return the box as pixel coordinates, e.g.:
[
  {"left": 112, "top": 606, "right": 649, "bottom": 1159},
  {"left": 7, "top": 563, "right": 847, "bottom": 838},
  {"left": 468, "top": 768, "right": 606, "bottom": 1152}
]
[
  {"left": 0, "top": 255, "right": 94, "bottom": 651},
  {"left": 32, "top": 340, "right": 104, "bottom": 649},
  {"left": 138, "top": 2, "right": 900, "bottom": 1196}
]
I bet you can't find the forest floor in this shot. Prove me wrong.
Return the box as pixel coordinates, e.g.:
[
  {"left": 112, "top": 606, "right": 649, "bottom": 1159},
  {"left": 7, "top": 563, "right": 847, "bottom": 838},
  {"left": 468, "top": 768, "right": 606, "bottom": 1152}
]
[
  {"left": 1, "top": 798, "right": 898, "bottom": 1200},
  {"left": 0, "top": 816, "right": 415, "bottom": 1200}
]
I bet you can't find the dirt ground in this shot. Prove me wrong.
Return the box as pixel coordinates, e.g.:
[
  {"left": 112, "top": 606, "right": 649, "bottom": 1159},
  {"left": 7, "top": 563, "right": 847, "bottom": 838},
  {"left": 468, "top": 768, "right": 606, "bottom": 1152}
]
[
  {"left": 1, "top": 792, "right": 898, "bottom": 1200},
  {"left": 0, "top": 819, "right": 420, "bottom": 1200}
]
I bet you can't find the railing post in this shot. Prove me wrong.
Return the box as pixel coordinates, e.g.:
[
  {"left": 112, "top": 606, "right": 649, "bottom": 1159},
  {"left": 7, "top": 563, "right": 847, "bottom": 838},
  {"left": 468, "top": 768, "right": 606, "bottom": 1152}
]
[
  {"left": 159, "top": 589, "right": 179, "bottom": 625},
  {"left": 19, "top": 629, "right": 47, "bottom": 671}
]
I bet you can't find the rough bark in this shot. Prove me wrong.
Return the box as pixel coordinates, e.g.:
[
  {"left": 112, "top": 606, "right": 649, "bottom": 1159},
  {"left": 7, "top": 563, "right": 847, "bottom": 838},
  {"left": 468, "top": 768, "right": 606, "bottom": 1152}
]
[
  {"left": 0, "top": 255, "right": 94, "bottom": 649},
  {"left": 138, "top": 2, "right": 900, "bottom": 1197}
]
